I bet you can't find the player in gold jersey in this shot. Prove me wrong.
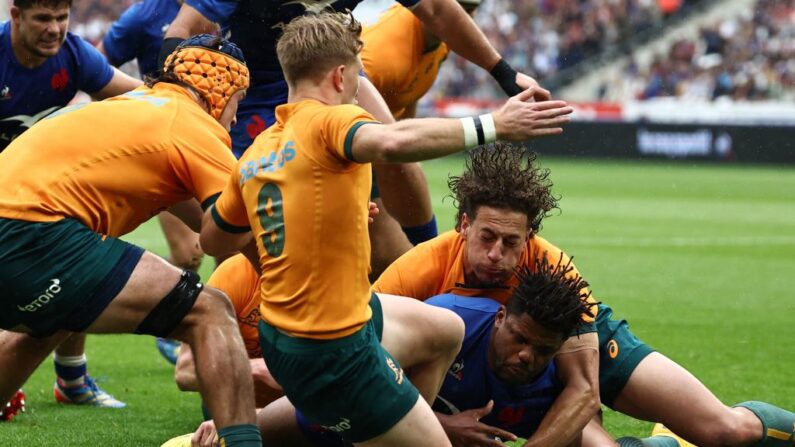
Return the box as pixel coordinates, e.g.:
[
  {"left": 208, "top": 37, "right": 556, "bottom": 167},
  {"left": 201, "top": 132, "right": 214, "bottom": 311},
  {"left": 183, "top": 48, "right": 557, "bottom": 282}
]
[
  {"left": 200, "top": 11, "right": 572, "bottom": 446},
  {"left": 0, "top": 35, "right": 262, "bottom": 446}
]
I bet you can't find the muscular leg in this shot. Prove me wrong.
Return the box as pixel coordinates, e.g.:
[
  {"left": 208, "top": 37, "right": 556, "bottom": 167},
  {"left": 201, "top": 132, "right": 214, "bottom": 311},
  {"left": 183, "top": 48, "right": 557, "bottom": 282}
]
[
  {"left": 355, "top": 397, "right": 451, "bottom": 447},
  {"left": 0, "top": 330, "right": 71, "bottom": 407},
  {"left": 369, "top": 199, "right": 412, "bottom": 279},
  {"left": 85, "top": 252, "right": 257, "bottom": 435},
  {"left": 377, "top": 293, "right": 464, "bottom": 404},
  {"left": 612, "top": 352, "right": 762, "bottom": 446},
  {"left": 54, "top": 332, "right": 86, "bottom": 356}
]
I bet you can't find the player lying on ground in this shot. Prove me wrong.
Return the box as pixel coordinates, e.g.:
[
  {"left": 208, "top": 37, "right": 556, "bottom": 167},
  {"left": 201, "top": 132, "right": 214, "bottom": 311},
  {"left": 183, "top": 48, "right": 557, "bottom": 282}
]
[
  {"left": 373, "top": 144, "right": 795, "bottom": 447},
  {"left": 161, "top": 0, "right": 550, "bottom": 275},
  {"left": 198, "top": 11, "right": 572, "bottom": 447},
  {"left": 0, "top": 35, "right": 265, "bottom": 447},
  {"left": 0, "top": 0, "right": 143, "bottom": 409}
]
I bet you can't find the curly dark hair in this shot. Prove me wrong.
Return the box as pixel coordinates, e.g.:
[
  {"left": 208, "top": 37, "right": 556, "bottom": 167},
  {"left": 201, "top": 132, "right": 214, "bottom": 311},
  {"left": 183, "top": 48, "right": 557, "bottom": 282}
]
[
  {"left": 448, "top": 143, "right": 558, "bottom": 233},
  {"left": 506, "top": 254, "right": 597, "bottom": 338}
]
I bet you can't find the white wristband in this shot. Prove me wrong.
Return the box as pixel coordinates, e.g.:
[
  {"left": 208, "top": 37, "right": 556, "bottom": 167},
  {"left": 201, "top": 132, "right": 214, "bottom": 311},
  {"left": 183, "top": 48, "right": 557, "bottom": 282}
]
[
  {"left": 460, "top": 117, "right": 478, "bottom": 148},
  {"left": 478, "top": 113, "right": 497, "bottom": 144}
]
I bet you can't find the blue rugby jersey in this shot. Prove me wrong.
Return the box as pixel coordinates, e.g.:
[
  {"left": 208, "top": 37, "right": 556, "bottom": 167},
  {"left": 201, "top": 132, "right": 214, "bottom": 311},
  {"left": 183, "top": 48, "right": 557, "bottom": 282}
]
[
  {"left": 102, "top": 0, "right": 181, "bottom": 77},
  {"left": 428, "top": 294, "right": 563, "bottom": 439},
  {"left": 0, "top": 21, "right": 114, "bottom": 151},
  {"left": 185, "top": 0, "right": 421, "bottom": 85}
]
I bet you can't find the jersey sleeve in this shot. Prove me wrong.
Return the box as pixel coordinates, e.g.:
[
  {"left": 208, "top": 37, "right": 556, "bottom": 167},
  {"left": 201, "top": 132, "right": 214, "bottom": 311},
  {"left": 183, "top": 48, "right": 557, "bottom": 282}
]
[
  {"left": 211, "top": 166, "right": 251, "bottom": 233},
  {"left": 101, "top": 2, "right": 144, "bottom": 66},
  {"left": 373, "top": 241, "right": 443, "bottom": 300},
  {"left": 185, "top": 0, "right": 238, "bottom": 25},
  {"left": 73, "top": 35, "right": 115, "bottom": 93},
  {"left": 169, "top": 113, "right": 238, "bottom": 212},
  {"left": 318, "top": 104, "right": 379, "bottom": 163},
  {"left": 207, "top": 254, "right": 259, "bottom": 317}
]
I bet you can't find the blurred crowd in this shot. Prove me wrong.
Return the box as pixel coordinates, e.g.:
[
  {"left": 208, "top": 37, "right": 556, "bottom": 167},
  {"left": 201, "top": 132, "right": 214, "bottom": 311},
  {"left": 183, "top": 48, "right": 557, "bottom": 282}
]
[
  {"left": 12, "top": 0, "right": 792, "bottom": 103},
  {"left": 432, "top": 0, "right": 675, "bottom": 99},
  {"left": 68, "top": 0, "right": 134, "bottom": 43},
  {"left": 600, "top": 0, "right": 795, "bottom": 102}
]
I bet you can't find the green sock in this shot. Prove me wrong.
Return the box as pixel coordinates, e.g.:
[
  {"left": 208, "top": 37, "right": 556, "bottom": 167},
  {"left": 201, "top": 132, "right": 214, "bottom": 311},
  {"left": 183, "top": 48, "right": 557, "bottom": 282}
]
[
  {"left": 617, "top": 437, "right": 679, "bottom": 447},
  {"left": 216, "top": 424, "right": 261, "bottom": 447},
  {"left": 734, "top": 401, "right": 795, "bottom": 446}
]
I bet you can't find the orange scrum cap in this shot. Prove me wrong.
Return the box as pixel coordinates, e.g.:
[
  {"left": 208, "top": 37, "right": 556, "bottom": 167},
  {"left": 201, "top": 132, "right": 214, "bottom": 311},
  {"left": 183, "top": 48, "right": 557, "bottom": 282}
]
[{"left": 163, "top": 34, "right": 250, "bottom": 120}]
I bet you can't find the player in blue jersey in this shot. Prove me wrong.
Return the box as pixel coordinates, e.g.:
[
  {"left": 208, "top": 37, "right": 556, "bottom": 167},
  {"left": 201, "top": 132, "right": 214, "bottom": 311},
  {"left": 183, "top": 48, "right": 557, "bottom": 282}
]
[
  {"left": 0, "top": 0, "right": 142, "bottom": 411},
  {"left": 98, "top": 0, "right": 184, "bottom": 78},
  {"left": 158, "top": 0, "right": 549, "bottom": 274},
  {"left": 97, "top": 0, "right": 214, "bottom": 365}
]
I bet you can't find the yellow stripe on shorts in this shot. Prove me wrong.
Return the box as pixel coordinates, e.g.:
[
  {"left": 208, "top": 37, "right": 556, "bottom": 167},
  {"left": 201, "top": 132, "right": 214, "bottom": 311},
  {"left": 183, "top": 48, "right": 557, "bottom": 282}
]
[{"left": 766, "top": 427, "right": 791, "bottom": 440}]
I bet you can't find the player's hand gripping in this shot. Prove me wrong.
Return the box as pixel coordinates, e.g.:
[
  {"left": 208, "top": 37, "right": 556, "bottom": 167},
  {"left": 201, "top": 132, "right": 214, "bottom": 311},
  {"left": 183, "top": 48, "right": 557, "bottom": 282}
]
[
  {"left": 491, "top": 88, "right": 573, "bottom": 141},
  {"left": 191, "top": 420, "right": 218, "bottom": 447},
  {"left": 438, "top": 400, "right": 518, "bottom": 447}
]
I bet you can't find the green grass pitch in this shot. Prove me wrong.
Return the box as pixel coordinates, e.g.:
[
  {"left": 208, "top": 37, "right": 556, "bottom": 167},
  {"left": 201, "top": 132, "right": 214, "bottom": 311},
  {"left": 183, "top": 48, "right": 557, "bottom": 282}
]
[{"left": 1, "top": 156, "right": 793, "bottom": 445}]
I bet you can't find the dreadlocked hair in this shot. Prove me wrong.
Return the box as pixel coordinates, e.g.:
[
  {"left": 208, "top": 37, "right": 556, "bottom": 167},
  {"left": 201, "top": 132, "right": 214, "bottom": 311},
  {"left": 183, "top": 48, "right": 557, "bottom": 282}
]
[
  {"left": 506, "top": 254, "right": 598, "bottom": 338},
  {"left": 448, "top": 143, "right": 558, "bottom": 233}
]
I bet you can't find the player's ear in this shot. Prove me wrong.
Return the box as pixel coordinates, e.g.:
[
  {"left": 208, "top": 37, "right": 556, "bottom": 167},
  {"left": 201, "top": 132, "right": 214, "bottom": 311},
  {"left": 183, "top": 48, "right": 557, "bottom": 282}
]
[
  {"left": 494, "top": 306, "right": 506, "bottom": 327},
  {"left": 332, "top": 65, "right": 345, "bottom": 93},
  {"left": 10, "top": 6, "right": 21, "bottom": 22},
  {"left": 460, "top": 213, "right": 471, "bottom": 238}
]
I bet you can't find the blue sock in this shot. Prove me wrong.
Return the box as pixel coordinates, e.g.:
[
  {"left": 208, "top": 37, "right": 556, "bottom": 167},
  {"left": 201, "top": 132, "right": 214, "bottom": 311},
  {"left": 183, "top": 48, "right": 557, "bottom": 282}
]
[
  {"left": 217, "top": 424, "right": 261, "bottom": 447},
  {"left": 54, "top": 354, "right": 87, "bottom": 386},
  {"left": 734, "top": 401, "right": 795, "bottom": 446},
  {"left": 402, "top": 215, "right": 438, "bottom": 245}
]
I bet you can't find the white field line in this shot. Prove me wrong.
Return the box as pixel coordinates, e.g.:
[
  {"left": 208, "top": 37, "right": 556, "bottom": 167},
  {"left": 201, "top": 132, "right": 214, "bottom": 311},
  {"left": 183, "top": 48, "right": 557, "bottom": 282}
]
[{"left": 558, "top": 235, "right": 795, "bottom": 247}]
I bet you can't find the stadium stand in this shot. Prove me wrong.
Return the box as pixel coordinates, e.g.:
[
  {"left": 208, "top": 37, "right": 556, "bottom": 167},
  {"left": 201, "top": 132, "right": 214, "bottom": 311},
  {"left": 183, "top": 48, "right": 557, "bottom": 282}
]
[{"left": 599, "top": 0, "right": 794, "bottom": 102}]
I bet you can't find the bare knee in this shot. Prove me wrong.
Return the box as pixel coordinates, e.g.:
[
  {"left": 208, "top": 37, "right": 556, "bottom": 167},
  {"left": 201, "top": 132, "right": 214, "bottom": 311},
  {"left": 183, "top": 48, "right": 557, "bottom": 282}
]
[
  {"left": 425, "top": 308, "right": 464, "bottom": 359},
  {"left": 179, "top": 287, "right": 238, "bottom": 340}
]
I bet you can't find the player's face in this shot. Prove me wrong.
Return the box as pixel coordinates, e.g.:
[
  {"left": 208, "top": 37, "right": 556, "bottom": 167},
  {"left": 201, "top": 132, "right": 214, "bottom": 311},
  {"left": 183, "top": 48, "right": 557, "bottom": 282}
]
[
  {"left": 461, "top": 206, "right": 530, "bottom": 286},
  {"left": 488, "top": 307, "right": 564, "bottom": 386},
  {"left": 341, "top": 57, "right": 363, "bottom": 105},
  {"left": 219, "top": 90, "right": 246, "bottom": 132},
  {"left": 12, "top": 4, "right": 69, "bottom": 59}
]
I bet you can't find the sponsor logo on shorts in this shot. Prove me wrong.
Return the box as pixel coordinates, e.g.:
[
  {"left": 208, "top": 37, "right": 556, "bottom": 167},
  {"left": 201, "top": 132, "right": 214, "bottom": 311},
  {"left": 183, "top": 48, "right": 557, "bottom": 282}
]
[
  {"left": 322, "top": 417, "right": 352, "bottom": 433},
  {"left": 17, "top": 279, "right": 62, "bottom": 312},
  {"left": 607, "top": 339, "right": 619, "bottom": 359},
  {"left": 386, "top": 356, "right": 404, "bottom": 385},
  {"left": 448, "top": 358, "right": 465, "bottom": 380}
]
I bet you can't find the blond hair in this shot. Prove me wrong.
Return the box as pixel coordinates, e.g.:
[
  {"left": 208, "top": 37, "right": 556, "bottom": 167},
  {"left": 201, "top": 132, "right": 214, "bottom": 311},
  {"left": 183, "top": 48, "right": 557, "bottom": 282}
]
[{"left": 277, "top": 11, "right": 363, "bottom": 85}]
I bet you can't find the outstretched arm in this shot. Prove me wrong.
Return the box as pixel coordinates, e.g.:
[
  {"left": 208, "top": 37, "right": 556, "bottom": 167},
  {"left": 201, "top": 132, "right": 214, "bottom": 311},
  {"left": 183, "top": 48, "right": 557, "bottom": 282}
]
[
  {"left": 411, "top": 0, "right": 549, "bottom": 99},
  {"left": 351, "top": 88, "right": 572, "bottom": 163}
]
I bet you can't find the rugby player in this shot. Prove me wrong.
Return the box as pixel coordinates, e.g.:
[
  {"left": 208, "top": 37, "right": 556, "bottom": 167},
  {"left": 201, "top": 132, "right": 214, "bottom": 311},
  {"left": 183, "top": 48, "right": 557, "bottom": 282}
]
[
  {"left": 0, "top": 35, "right": 263, "bottom": 447},
  {"left": 0, "top": 0, "right": 143, "bottom": 410},
  {"left": 357, "top": 0, "right": 480, "bottom": 275},
  {"left": 160, "top": 0, "right": 548, "bottom": 275},
  {"left": 199, "top": 11, "right": 572, "bottom": 447},
  {"left": 280, "top": 257, "right": 595, "bottom": 447},
  {"left": 97, "top": 0, "right": 210, "bottom": 365},
  {"left": 374, "top": 144, "right": 795, "bottom": 447}
]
